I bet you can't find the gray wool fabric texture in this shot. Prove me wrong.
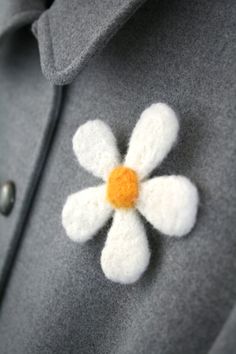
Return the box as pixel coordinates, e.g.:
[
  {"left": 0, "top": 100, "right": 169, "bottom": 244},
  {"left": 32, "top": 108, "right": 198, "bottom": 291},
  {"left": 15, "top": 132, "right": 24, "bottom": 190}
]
[
  {"left": 0, "top": 0, "right": 236, "bottom": 353},
  {"left": 209, "top": 305, "right": 236, "bottom": 354},
  {"left": 34, "top": 0, "right": 146, "bottom": 84},
  {"left": 0, "top": 0, "right": 46, "bottom": 37}
]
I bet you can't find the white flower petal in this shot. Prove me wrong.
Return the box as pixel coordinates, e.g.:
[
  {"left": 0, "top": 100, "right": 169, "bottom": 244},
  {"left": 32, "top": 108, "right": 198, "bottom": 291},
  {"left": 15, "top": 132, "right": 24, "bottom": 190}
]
[
  {"left": 73, "top": 120, "right": 120, "bottom": 180},
  {"left": 137, "top": 176, "right": 199, "bottom": 237},
  {"left": 125, "top": 103, "right": 179, "bottom": 179},
  {"left": 62, "top": 185, "right": 113, "bottom": 242},
  {"left": 101, "top": 210, "right": 150, "bottom": 284}
]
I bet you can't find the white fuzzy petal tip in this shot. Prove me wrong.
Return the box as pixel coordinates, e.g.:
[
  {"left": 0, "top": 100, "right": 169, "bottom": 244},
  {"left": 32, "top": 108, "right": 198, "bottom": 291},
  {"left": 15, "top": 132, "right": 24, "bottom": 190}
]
[
  {"left": 137, "top": 175, "right": 199, "bottom": 237},
  {"left": 62, "top": 185, "right": 112, "bottom": 242},
  {"left": 73, "top": 120, "right": 120, "bottom": 181},
  {"left": 101, "top": 210, "right": 150, "bottom": 284},
  {"left": 125, "top": 103, "right": 179, "bottom": 179}
]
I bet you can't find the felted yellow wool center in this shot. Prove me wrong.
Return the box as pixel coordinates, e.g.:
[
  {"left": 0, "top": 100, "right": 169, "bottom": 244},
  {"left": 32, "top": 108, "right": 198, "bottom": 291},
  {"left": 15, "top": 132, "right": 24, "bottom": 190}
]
[{"left": 107, "top": 166, "right": 139, "bottom": 209}]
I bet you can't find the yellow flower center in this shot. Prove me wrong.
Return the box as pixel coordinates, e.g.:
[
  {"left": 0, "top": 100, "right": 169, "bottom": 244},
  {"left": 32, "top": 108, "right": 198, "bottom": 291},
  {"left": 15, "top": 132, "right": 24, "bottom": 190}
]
[{"left": 107, "top": 166, "right": 139, "bottom": 209}]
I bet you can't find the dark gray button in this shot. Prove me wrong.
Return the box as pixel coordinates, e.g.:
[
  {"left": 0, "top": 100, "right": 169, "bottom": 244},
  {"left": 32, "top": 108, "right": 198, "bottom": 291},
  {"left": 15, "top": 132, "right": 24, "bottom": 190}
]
[{"left": 0, "top": 181, "right": 16, "bottom": 216}]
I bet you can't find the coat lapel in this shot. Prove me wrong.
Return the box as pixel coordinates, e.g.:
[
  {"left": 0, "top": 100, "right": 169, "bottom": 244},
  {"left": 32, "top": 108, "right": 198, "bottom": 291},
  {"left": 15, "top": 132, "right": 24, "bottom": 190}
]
[{"left": 34, "top": 0, "right": 147, "bottom": 85}]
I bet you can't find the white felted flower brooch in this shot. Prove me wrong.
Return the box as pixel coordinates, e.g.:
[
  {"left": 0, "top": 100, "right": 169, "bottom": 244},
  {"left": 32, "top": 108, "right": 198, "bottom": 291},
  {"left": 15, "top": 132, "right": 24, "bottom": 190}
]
[{"left": 62, "top": 103, "right": 199, "bottom": 284}]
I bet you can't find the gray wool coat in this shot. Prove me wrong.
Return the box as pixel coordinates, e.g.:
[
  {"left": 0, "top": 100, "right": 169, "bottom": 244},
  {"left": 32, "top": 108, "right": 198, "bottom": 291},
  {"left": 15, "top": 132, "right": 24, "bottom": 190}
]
[{"left": 0, "top": 0, "right": 235, "bottom": 353}]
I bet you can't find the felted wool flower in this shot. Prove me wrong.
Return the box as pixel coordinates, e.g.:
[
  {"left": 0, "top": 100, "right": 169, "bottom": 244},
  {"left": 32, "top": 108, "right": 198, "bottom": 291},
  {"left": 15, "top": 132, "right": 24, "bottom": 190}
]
[{"left": 62, "top": 103, "right": 199, "bottom": 284}]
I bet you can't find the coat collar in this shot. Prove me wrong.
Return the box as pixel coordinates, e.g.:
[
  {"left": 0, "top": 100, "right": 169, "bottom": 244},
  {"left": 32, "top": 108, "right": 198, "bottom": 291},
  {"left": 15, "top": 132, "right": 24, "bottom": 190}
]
[
  {"left": 0, "top": 0, "right": 146, "bottom": 85},
  {"left": 34, "top": 0, "right": 146, "bottom": 85}
]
